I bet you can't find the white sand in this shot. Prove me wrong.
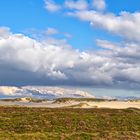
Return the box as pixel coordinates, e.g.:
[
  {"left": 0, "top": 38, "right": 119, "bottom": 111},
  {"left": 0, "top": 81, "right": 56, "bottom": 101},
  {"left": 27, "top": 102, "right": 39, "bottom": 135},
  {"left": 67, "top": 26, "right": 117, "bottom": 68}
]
[{"left": 82, "top": 101, "right": 140, "bottom": 109}]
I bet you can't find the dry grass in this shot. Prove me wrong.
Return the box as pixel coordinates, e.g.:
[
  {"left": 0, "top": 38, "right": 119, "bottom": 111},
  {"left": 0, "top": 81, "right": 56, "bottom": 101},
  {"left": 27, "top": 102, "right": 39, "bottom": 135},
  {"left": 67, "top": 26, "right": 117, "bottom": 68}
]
[{"left": 0, "top": 106, "right": 140, "bottom": 140}]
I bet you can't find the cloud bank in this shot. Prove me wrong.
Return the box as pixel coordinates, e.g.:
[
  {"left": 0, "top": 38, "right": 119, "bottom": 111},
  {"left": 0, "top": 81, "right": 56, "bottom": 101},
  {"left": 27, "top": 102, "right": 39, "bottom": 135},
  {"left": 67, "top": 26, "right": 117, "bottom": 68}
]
[
  {"left": 0, "top": 0, "right": 140, "bottom": 90},
  {"left": 0, "top": 27, "right": 140, "bottom": 89},
  {"left": 0, "top": 86, "right": 94, "bottom": 98}
]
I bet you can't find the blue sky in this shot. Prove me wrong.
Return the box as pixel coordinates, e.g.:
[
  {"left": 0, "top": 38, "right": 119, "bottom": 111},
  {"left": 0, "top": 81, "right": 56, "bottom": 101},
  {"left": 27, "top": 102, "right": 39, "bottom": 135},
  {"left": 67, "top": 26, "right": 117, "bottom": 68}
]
[
  {"left": 0, "top": 0, "right": 140, "bottom": 92},
  {"left": 0, "top": 0, "right": 139, "bottom": 50},
  {"left": 0, "top": 0, "right": 97, "bottom": 50}
]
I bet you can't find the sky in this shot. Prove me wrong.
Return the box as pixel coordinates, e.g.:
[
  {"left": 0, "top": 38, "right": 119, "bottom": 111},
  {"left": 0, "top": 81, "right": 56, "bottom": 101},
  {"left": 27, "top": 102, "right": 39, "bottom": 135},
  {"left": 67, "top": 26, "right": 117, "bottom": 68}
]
[{"left": 0, "top": 0, "right": 140, "bottom": 93}]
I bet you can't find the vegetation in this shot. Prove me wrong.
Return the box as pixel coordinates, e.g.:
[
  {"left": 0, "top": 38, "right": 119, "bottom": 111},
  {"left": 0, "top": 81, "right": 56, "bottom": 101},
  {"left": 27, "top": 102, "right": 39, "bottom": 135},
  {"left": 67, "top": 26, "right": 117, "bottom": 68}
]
[
  {"left": 128, "top": 99, "right": 140, "bottom": 102},
  {"left": 67, "top": 103, "right": 96, "bottom": 108},
  {"left": 53, "top": 97, "right": 117, "bottom": 103},
  {"left": 0, "top": 106, "right": 140, "bottom": 140},
  {"left": 0, "top": 97, "right": 47, "bottom": 103}
]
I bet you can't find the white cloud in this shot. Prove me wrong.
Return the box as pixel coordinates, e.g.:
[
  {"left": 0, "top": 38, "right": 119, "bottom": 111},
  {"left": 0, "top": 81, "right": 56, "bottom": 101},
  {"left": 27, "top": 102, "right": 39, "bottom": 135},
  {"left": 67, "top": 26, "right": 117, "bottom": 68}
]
[
  {"left": 23, "top": 27, "right": 59, "bottom": 40},
  {"left": 69, "top": 10, "right": 140, "bottom": 42},
  {"left": 0, "top": 86, "right": 94, "bottom": 98},
  {"left": 0, "top": 27, "right": 11, "bottom": 38},
  {"left": 0, "top": 86, "right": 21, "bottom": 96},
  {"left": 92, "top": 0, "right": 106, "bottom": 11},
  {"left": 65, "top": 0, "right": 88, "bottom": 10},
  {"left": 45, "top": 27, "right": 58, "bottom": 35},
  {"left": 96, "top": 39, "right": 119, "bottom": 50},
  {"left": 44, "top": 0, "right": 61, "bottom": 12},
  {"left": 41, "top": 0, "right": 140, "bottom": 89},
  {"left": 0, "top": 28, "right": 140, "bottom": 88}
]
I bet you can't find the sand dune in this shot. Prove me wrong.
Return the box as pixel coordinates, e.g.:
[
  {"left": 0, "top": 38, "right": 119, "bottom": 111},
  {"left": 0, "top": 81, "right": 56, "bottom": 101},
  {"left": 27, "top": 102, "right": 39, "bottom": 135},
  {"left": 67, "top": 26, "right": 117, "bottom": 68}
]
[{"left": 0, "top": 99, "right": 140, "bottom": 109}]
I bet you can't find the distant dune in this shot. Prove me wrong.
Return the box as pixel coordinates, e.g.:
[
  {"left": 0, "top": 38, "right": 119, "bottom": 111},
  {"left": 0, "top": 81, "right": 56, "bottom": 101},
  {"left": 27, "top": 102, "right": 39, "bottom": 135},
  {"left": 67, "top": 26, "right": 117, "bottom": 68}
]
[{"left": 0, "top": 97, "right": 140, "bottom": 109}]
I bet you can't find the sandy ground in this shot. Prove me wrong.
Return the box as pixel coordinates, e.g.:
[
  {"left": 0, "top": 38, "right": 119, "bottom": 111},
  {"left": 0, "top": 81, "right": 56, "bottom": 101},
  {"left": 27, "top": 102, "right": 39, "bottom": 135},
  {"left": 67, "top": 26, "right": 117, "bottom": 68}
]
[
  {"left": 0, "top": 100, "right": 140, "bottom": 109},
  {"left": 83, "top": 101, "right": 140, "bottom": 109}
]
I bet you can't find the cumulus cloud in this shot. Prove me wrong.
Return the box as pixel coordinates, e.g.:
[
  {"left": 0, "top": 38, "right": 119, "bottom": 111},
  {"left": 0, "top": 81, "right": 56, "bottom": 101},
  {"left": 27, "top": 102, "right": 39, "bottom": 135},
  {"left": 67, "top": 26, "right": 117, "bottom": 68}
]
[
  {"left": 96, "top": 39, "right": 119, "bottom": 50},
  {"left": 69, "top": 10, "right": 140, "bottom": 42},
  {"left": 41, "top": 0, "right": 140, "bottom": 90},
  {"left": 65, "top": 0, "right": 88, "bottom": 10},
  {"left": 0, "top": 27, "right": 140, "bottom": 89},
  {"left": 0, "top": 27, "right": 11, "bottom": 38},
  {"left": 92, "top": 0, "right": 106, "bottom": 11},
  {"left": 44, "top": 0, "right": 61, "bottom": 12}
]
